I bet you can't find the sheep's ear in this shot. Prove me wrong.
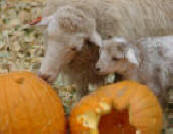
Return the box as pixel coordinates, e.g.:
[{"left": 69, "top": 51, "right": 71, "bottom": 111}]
[
  {"left": 111, "top": 37, "right": 138, "bottom": 65},
  {"left": 89, "top": 31, "right": 102, "bottom": 47},
  {"left": 36, "top": 15, "right": 54, "bottom": 28},
  {"left": 126, "top": 48, "right": 139, "bottom": 65}
]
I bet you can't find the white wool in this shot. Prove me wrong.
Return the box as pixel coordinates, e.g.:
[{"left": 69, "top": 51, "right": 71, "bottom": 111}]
[
  {"left": 112, "top": 37, "right": 127, "bottom": 44},
  {"left": 97, "top": 35, "right": 173, "bottom": 106},
  {"left": 38, "top": 0, "right": 173, "bottom": 97},
  {"left": 126, "top": 48, "right": 139, "bottom": 65}
]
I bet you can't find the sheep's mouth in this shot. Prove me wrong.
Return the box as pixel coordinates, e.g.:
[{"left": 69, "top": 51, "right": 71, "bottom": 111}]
[
  {"left": 96, "top": 71, "right": 109, "bottom": 75},
  {"left": 113, "top": 73, "right": 124, "bottom": 82}
]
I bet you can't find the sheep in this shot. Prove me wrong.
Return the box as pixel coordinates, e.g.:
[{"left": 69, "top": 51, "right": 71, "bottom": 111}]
[
  {"left": 96, "top": 36, "right": 173, "bottom": 106},
  {"left": 37, "top": 0, "right": 173, "bottom": 97},
  {"left": 37, "top": 6, "right": 105, "bottom": 96}
]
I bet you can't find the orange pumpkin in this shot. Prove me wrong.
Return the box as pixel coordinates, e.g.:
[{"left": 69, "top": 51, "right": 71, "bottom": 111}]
[
  {"left": 0, "top": 71, "right": 66, "bottom": 134},
  {"left": 70, "top": 81, "right": 163, "bottom": 134}
]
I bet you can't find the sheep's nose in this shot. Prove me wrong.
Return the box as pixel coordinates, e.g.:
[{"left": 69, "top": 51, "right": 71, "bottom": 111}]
[{"left": 96, "top": 68, "right": 101, "bottom": 72}]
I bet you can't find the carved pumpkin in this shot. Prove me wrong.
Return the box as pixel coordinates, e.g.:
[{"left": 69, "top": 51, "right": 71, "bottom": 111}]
[
  {"left": 70, "top": 81, "right": 163, "bottom": 134},
  {"left": 0, "top": 72, "right": 66, "bottom": 134}
]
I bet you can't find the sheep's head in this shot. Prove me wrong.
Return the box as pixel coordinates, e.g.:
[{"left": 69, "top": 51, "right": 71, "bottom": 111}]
[
  {"left": 96, "top": 37, "right": 139, "bottom": 75},
  {"left": 36, "top": 6, "right": 102, "bottom": 83}
]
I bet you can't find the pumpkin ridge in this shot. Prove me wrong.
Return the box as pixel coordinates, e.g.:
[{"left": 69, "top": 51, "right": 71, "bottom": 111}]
[
  {"left": 130, "top": 94, "right": 150, "bottom": 104},
  {"left": 27, "top": 72, "right": 65, "bottom": 133},
  {"left": 15, "top": 76, "right": 35, "bottom": 133},
  {"left": 36, "top": 79, "right": 59, "bottom": 120},
  {"left": 36, "top": 73, "right": 66, "bottom": 133},
  {"left": 45, "top": 85, "right": 65, "bottom": 122},
  {"left": 40, "top": 83, "right": 59, "bottom": 131},
  {"left": 32, "top": 75, "right": 65, "bottom": 132},
  {"left": 130, "top": 104, "right": 157, "bottom": 116},
  {"left": 3, "top": 77, "right": 13, "bottom": 133},
  {"left": 28, "top": 76, "right": 50, "bottom": 132},
  {"left": 130, "top": 95, "right": 155, "bottom": 111},
  {"left": 129, "top": 85, "right": 155, "bottom": 105}
]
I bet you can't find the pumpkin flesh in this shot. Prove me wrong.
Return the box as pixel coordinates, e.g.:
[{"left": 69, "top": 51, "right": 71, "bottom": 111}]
[
  {"left": 99, "top": 109, "right": 136, "bottom": 134},
  {"left": 70, "top": 81, "right": 163, "bottom": 134},
  {"left": 76, "top": 106, "right": 136, "bottom": 134}
]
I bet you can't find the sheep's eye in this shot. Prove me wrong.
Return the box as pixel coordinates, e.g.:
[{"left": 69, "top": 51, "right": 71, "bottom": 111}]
[
  {"left": 112, "top": 57, "right": 119, "bottom": 61},
  {"left": 71, "top": 47, "right": 77, "bottom": 51}
]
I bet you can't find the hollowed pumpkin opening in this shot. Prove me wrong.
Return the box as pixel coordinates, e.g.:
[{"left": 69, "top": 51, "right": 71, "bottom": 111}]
[
  {"left": 70, "top": 81, "right": 163, "bottom": 134},
  {"left": 99, "top": 109, "right": 136, "bottom": 134},
  {"left": 76, "top": 104, "right": 138, "bottom": 134}
]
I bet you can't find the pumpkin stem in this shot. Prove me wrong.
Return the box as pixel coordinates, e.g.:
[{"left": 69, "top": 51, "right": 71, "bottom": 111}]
[{"left": 15, "top": 77, "right": 24, "bottom": 84}]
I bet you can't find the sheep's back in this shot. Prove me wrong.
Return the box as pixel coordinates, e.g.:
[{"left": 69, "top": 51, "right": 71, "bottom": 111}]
[{"left": 43, "top": 0, "right": 173, "bottom": 40}]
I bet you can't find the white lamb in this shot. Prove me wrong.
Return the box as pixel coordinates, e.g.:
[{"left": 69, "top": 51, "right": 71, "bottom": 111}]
[
  {"left": 96, "top": 36, "right": 173, "bottom": 106},
  {"left": 37, "top": 0, "right": 173, "bottom": 96}
]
